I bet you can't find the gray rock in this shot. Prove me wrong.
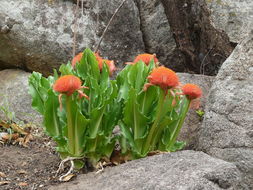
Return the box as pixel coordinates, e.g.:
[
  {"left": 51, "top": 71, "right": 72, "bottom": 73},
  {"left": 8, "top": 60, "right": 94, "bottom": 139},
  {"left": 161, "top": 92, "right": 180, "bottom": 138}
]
[
  {"left": 207, "top": 0, "right": 253, "bottom": 43},
  {"left": 0, "top": 69, "right": 42, "bottom": 125},
  {"left": 197, "top": 31, "right": 253, "bottom": 189},
  {"left": 49, "top": 150, "right": 241, "bottom": 190},
  {"left": 177, "top": 73, "right": 215, "bottom": 149},
  {"left": 0, "top": 0, "right": 144, "bottom": 75},
  {"left": 135, "top": 0, "right": 179, "bottom": 69}
]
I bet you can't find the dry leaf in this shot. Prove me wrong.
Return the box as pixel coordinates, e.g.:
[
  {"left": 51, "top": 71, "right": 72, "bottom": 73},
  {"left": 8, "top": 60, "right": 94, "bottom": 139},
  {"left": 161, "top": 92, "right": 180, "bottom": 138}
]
[
  {"left": 23, "top": 133, "right": 33, "bottom": 146},
  {"left": 18, "top": 182, "right": 28, "bottom": 186},
  {"left": 60, "top": 174, "right": 75, "bottom": 182},
  {"left": 0, "top": 172, "right": 6, "bottom": 178},
  {"left": 0, "top": 181, "right": 10, "bottom": 186},
  {"left": 148, "top": 150, "right": 168, "bottom": 156}
]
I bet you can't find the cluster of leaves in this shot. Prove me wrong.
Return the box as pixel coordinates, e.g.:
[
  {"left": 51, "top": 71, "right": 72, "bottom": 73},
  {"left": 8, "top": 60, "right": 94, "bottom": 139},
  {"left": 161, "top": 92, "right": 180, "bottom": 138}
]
[
  {"left": 29, "top": 48, "right": 198, "bottom": 168},
  {"left": 29, "top": 49, "right": 119, "bottom": 167},
  {"left": 117, "top": 62, "right": 188, "bottom": 159}
]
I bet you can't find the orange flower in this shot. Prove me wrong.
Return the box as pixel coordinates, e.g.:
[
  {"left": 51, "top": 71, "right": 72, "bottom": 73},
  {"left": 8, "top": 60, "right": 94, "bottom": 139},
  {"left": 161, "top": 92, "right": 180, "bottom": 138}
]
[
  {"left": 182, "top": 84, "right": 202, "bottom": 100},
  {"left": 126, "top": 53, "right": 159, "bottom": 66},
  {"left": 71, "top": 52, "right": 83, "bottom": 67},
  {"left": 53, "top": 75, "right": 89, "bottom": 110},
  {"left": 144, "top": 66, "right": 179, "bottom": 92},
  {"left": 95, "top": 52, "right": 116, "bottom": 76}
]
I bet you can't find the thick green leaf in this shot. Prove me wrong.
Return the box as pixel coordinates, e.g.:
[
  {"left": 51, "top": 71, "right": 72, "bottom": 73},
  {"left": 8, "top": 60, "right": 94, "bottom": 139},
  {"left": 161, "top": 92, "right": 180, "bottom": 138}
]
[
  {"left": 89, "top": 106, "right": 106, "bottom": 138},
  {"left": 59, "top": 62, "right": 74, "bottom": 75},
  {"left": 138, "top": 86, "right": 158, "bottom": 117},
  {"left": 66, "top": 96, "right": 89, "bottom": 156},
  {"left": 170, "top": 141, "right": 186, "bottom": 152},
  {"left": 116, "top": 65, "right": 131, "bottom": 101},
  {"left": 127, "top": 62, "right": 147, "bottom": 92},
  {"left": 159, "top": 119, "right": 179, "bottom": 151},
  {"left": 123, "top": 88, "right": 148, "bottom": 140},
  {"left": 28, "top": 72, "right": 50, "bottom": 114},
  {"left": 43, "top": 89, "right": 62, "bottom": 137},
  {"left": 119, "top": 121, "right": 135, "bottom": 150}
]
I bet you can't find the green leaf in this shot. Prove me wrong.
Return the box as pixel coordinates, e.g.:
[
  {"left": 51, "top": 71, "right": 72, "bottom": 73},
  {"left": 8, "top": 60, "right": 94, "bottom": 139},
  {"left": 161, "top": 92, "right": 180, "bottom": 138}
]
[
  {"left": 77, "top": 48, "right": 100, "bottom": 81},
  {"left": 170, "top": 141, "right": 186, "bottom": 152},
  {"left": 28, "top": 72, "right": 50, "bottom": 114},
  {"left": 127, "top": 62, "right": 147, "bottom": 92},
  {"left": 59, "top": 62, "right": 74, "bottom": 75},
  {"left": 89, "top": 106, "right": 106, "bottom": 138},
  {"left": 138, "top": 86, "right": 158, "bottom": 117},
  {"left": 43, "top": 89, "right": 62, "bottom": 137},
  {"left": 66, "top": 96, "right": 89, "bottom": 156},
  {"left": 162, "top": 120, "right": 178, "bottom": 144},
  {"left": 123, "top": 88, "right": 148, "bottom": 140},
  {"left": 116, "top": 65, "right": 131, "bottom": 101},
  {"left": 119, "top": 121, "right": 135, "bottom": 150}
]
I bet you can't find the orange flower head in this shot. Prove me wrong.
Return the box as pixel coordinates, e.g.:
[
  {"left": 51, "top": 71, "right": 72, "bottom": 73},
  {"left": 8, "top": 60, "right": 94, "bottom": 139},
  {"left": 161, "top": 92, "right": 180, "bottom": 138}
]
[
  {"left": 134, "top": 53, "right": 159, "bottom": 65},
  {"left": 71, "top": 52, "right": 83, "bottom": 67},
  {"left": 145, "top": 66, "right": 179, "bottom": 91},
  {"left": 53, "top": 75, "right": 89, "bottom": 110},
  {"left": 53, "top": 75, "right": 82, "bottom": 96},
  {"left": 95, "top": 52, "right": 116, "bottom": 76},
  {"left": 182, "top": 84, "right": 202, "bottom": 100}
]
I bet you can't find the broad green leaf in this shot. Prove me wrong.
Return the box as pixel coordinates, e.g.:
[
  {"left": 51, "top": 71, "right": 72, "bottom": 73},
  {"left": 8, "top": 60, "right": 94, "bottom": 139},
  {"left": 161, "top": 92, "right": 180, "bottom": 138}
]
[
  {"left": 151, "top": 116, "right": 173, "bottom": 149},
  {"left": 89, "top": 106, "right": 106, "bottom": 138},
  {"left": 159, "top": 119, "right": 179, "bottom": 151},
  {"left": 127, "top": 62, "right": 147, "bottom": 92},
  {"left": 170, "top": 141, "right": 186, "bottom": 152},
  {"left": 123, "top": 88, "right": 148, "bottom": 139},
  {"left": 116, "top": 65, "right": 131, "bottom": 101},
  {"left": 100, "top": 63, "right": 110, "bottom": 91},
  {"left": 85, "top": 48, "right": 100, "bottom": 80},
  {"left": 66, "top": 96, "right": 89, "bottom": 157},
  {"left": 119, "top": 121, "right": 135, "bottom": 150},
  {"left": 59, "top": 62, "right": 74, "bottom": 75},
  {"left": 43, "top": 89, "right": 61, "bottom": 137},
  {"left": 138, "top": 86, "right": 158, "bottom": 117},
  {"left": 28, "top": 72, "right": 50, "bottom": 114}
]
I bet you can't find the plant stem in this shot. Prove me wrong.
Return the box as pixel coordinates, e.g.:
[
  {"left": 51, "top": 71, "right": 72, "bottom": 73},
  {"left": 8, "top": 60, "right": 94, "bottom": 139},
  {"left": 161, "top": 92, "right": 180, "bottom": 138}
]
[
  {"left": 66, "top": 96, "right": 75, "bottom": 155},
  {"left": 142, "top": 90, "right": 166, "bottom": 155},
  {"left": 166, "top": 98, "right": 191, "bottom": 151}
]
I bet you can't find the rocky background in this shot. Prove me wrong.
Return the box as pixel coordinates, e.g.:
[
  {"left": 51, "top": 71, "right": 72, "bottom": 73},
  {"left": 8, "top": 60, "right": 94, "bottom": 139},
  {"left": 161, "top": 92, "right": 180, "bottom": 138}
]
[
  {"left": 0, "top": 0, "right": 253, "bottom": 189},
  {"left": 2, "top": 0, "right": 252, "bottom": 75}
]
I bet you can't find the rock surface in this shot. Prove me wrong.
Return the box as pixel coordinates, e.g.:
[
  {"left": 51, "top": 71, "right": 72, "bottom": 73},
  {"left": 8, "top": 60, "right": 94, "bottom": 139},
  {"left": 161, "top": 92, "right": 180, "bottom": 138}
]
[
  {"left": 177, "top": 73, "right": 214, "bottom": 149},
  {"left": 207, "top": 0, "right": 253, "bottom": 43},
  {"left": 197, "top": 31, "right": 253, "bottom": 189},
  {"left": 0, "top": 69, "right": 42, "bottom": 125},
  {"left": 135, "top": 0, "right": 182, "bottom": 70},
  {"left": 0, "top": 0, "right": 144, "bottom": 75},
  {"left": 49, "top": 150, "right": 241, "bottom": 190}
]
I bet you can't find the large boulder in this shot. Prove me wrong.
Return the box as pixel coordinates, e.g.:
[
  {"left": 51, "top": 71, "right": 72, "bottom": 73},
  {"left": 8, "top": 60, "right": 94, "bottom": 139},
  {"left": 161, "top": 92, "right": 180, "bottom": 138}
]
[
  {"left": 207, "top": 0, "right": 253, "bottom": 44},
  {"left": 0, "top": 0, "right": 144, "bottom": 75},
  {"left": 0, "top": 69, "right": 42, "bottom": 125},
  {"left": 197, "top": 31, "right": 253, "bottom": 189},
  {"left": 135, "top": 0, "right": 183, "bottom": 70},
  {"left": 49, "top": 150, "right": 241, "bottom": 190}
]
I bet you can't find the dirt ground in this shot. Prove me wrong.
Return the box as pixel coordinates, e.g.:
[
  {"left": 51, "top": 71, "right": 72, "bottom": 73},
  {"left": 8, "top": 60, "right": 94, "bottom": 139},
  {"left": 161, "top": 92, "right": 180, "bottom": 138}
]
[{"left": 0, "top": 137, "right": 62, "bottom": 190}]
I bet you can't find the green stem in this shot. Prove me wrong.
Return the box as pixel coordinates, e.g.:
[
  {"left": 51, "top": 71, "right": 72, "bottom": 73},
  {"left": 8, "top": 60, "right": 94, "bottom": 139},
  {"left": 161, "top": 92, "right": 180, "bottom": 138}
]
[
  {"left": 167, "top": 98, "right": 191, "bottom": 151},
  {"left": 142, "top": 90, "right": 166, "bottom": 154},
  {"left": 66, "top": 95, "right": 75, "bottom": 155}
]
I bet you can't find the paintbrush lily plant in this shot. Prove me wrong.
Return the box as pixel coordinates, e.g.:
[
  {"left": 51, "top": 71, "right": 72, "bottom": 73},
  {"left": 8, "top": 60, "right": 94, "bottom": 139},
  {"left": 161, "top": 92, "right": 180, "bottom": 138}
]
[{"left": 29, "top": 48, "right": 202, "bottom": 177}]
